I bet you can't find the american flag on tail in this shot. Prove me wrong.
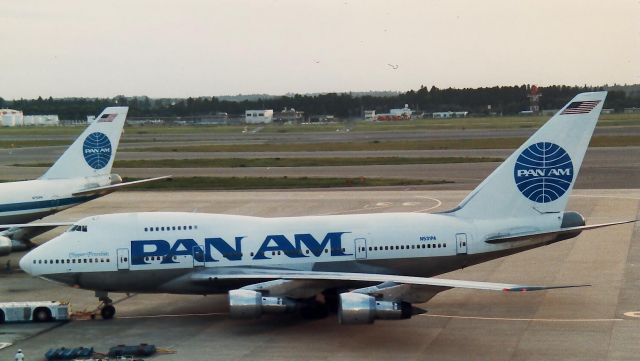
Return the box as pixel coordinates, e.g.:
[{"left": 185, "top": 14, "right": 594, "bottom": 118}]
[
  {"left": 561, "top": 100, "right": 601, "bottom": 115},
  {"left": 98, "top": 113, "right": 117, "bottom": 122}
]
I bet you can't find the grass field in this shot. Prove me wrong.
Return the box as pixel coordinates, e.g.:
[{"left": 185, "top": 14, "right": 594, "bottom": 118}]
[
  {"left": 0, "top": 113, "right": 638, "bottom": 140},
  {"left": 128, "top": 135, "right": 640, "bottom": 153},
  {"left": 14, "top": 156, "right": 504, "bottom": 168},
  {"left": 118, "top": 176, "right": 452, "bottom": 190}
]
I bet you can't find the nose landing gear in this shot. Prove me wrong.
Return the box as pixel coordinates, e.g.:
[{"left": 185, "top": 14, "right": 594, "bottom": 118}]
[{"left": 95, "top": 291, "right": 115, "bottom": 320}]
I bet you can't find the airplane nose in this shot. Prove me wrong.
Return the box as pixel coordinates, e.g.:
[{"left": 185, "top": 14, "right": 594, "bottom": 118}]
[{"left": 19, "top": 253, "right": 32, "bottom": 274}]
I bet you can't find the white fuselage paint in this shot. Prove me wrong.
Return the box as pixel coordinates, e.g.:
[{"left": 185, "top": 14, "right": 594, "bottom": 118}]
[
  {"left": 20, "top": 211, "right": 561, "bottom": 291},
  {"left": 0, "top": 175, "right": 112, "bottom": 223}
]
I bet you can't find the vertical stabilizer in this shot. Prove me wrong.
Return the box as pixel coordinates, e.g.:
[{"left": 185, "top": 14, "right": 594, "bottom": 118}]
[
  {"left": 40, "top": 107, "right": 128, "bottom": 180},
  {"left": 453, "top": 92, "right": 606, "bottom": 219}
]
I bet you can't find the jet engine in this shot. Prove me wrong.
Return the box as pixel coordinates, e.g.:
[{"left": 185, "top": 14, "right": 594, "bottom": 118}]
[
  {"left": 110, "top": 174, "right": 123, "bottom": 185},
  {"left": 337, "top": 292, "right": 414, "bottom": 325},
  {"left": 0, "top": 236, "right": 11, "bottom": 256},
  {"left": 228, "top": 289, "right": 297, "bottom": 319},
  {"left": 0, "top": 237, "right": 33, "bottom": 256}
]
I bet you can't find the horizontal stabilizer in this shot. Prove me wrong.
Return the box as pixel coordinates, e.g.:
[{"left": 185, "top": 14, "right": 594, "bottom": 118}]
[
  {"left": 191, "top": 269, "right": 588, "bottom": 292},
  {"left": 72, "top": 176, "right": 171, "bottom": 197},
  {"left": 485, "top": 219, "right": 636, "bottom": 244}
]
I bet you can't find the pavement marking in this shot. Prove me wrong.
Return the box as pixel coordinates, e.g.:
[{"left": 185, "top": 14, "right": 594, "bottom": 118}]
[
  {"left": 623, "top": 311, "right": 640, "bottom": 318},
  {"left": 317, "top": 202, "right": 394, "bottom": 216},
  {"left": 0, "top": 342, "right": 13, "bottom": 350},
  {"left": 413, "top": 196, "right": 443, "bottom": 213},
  {"left": 421, "top": 314, "right": 623, "bottom": 322}
]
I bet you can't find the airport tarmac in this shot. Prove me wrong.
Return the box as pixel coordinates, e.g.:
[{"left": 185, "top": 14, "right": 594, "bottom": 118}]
[{"left": 1, "top": 189, "right": 639, "bottom": 361}]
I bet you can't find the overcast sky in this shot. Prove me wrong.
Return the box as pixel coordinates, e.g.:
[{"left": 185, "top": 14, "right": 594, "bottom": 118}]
[{"left": 1, "top": 0, "right": 638, "bottom": 99}]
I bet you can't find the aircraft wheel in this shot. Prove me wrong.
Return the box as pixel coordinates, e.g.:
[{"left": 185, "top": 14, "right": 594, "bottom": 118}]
[
  {"left": 300, "top": 301, "right": 329, "bottom": 319},
  {"left": 101, "top": 305, "right": 116, "bottom": 320}
]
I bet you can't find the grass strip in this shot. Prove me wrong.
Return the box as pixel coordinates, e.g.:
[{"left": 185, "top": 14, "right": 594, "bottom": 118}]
[
  {"left": 127, "top": 135, "right": 640, "bottom": 153},
  {"left": 118, "top": 176, "right": 452, "bottom": 190}
]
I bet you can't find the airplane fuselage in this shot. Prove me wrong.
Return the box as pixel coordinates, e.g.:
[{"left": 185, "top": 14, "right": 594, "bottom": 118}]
[
  {"left": 20, "top": 211, "right": 563, "bottom": 294},
  {"left": 0, "top": 176, "right": 111, "bottom": 224}
]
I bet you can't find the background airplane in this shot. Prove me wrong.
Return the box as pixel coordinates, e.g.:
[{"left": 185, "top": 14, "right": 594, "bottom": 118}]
[
  {"left": 0, "top": 107, "right": 168, "bottom": 255},
  {"left": 19, "top": 92, "right": 635, "bottom": 324}
]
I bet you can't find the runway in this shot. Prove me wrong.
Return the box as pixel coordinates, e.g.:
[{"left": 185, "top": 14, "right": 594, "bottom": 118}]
[{"left": 1, "top": 189, "right": 639, "bottom": 361}]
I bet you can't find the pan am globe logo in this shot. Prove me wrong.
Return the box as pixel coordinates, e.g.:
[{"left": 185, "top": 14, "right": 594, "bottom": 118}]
[
  {"left": 513, "top": 142, "right": 573, "bottom": 203},
  {"left": 82, "top": 132, "right": 112, "bottom": 170}
]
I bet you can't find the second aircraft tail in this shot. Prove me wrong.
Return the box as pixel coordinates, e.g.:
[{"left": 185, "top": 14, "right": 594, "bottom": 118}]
[{"left": 40, "top": 107, "right": 128, "bottom": 180}]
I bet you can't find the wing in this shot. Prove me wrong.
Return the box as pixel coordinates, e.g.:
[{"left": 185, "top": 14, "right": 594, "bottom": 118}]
[
  {"left": 71, "top": 175, "right": 171, "bottom": 197},
  {"left": 0, "top": 221, "right": 75, "bottom": 244},
  {"left": 190, "top": 268, "right": 587, "bottom": 293}
]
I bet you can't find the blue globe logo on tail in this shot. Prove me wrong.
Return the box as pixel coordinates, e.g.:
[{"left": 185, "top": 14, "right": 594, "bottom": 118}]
[
  {"left": 514, "top": 142, "right": 573, "bottom": 203},
  {"left": 82, "top": 132, "right": 112, "bottom": 170}
]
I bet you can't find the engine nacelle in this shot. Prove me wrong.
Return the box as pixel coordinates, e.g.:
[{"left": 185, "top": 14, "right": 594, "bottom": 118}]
[
  {"left": 553, "top": 211, "right": 586, "bottom": 243},
  {"left": 338, "top": 292, "right": 412, "bottom": 325},
  {"left": 228, "top": 289, "right": 297, "bottom": 319},
  {"left": 110, "top": 173, "right": 123, "bottom": 185},
  {"left": 0, "top": 236, "right": 11, "bottom": 256}
]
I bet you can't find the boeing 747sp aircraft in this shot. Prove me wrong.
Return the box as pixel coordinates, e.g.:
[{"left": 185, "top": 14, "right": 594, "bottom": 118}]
[
  {"left": 19, "top": 92, "right": 635, "bottom": 324},
  {"left": 0, "top": 107, "right": 168, "bottom": 256}
]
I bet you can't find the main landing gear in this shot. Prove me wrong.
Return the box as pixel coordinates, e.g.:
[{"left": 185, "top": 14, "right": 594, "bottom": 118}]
[{"left": 95, "top": 291, "right": 116, "bottom": 320}]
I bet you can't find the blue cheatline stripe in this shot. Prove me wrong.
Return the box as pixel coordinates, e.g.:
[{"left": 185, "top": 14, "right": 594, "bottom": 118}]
[{"left": 0, "top": 195, "right": 100, "bottom": 214}]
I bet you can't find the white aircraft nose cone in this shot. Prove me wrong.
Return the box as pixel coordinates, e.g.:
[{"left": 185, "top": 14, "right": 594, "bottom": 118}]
[{"left": 19, "top": 254, "right": 32, "bottom": 274}]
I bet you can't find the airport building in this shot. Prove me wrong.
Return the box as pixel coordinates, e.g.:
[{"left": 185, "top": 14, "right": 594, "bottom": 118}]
[
  {"left": 432, "top": 111, "right": 468, "bottom": 118},
  {"left": 23, "top": 114, "right": 59, "bottom": 126},
  {"left": 376, "top": 104, "right": 413, "bottom": 121},
  {"left": 1, "top": 109, "right": 60, "bottom": 126},
  {"left": 245, "top": 109, "right": 274, "bottom": 124},
  {"left": 0, "top": 109, "right": 23, "bottom": 126},
  {"left": 273, "top": 108, "right": 304, "bottom": 123}
]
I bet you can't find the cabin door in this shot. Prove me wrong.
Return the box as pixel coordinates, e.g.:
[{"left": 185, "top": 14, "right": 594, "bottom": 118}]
[
  {"left": 117, "top": 248, "right": 130, "bottom": 270},
  {"left": 354, "top": 238, "right": 367, "bottom": 260},
  {"left": 456, "top": 233, "right": 468, "bottom": 255}
]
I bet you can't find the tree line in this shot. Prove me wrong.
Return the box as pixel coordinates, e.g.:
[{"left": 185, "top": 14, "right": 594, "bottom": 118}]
[{"left": 1, "top": 85, "right": 638, "bottom": 120}]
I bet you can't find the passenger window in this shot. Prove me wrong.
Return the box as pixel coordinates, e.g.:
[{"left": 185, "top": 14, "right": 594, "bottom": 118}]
[
  {"left": 178, "top": 226, "right": 182, "bottom": 230},
  {"left": 155, "top": 227, "right": 159, "bottom": 231}
]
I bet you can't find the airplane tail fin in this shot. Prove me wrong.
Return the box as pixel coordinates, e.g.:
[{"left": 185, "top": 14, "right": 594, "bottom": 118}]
[
  {"left": 40, "top": 107, "right": 128, "bottom": 180},
  {"left": 452, "top": 91, "right": 607, "bottom": 220}
]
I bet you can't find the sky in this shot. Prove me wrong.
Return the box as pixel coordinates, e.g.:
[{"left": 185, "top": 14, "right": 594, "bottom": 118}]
[{"left": 1, "top": 0, "right": 639, "bottom": 99}]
